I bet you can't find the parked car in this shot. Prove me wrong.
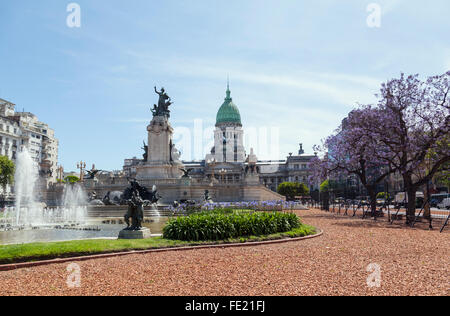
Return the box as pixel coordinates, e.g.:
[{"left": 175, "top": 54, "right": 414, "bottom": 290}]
[
  {"left": 431, "top": 193, "right": 450, "bottom": 207},
  {"left": 437, "top": 198, "right": 450, "bottom": 210},
  {"left": 356, "top": 196, "right": 370, "bottom": 206},
  {"left": 394, "top": 192, "right": 424, "bottom": 208}
]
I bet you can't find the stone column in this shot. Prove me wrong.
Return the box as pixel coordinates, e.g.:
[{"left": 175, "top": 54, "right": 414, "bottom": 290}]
[
  {"left": 147, "top": 116, "right": 172, "bottom": 165},
  {"left": 136, "top": 115, "right": 184, "bottom": 180}
]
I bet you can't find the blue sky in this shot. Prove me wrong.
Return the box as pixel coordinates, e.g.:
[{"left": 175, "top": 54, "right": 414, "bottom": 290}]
[{"left": 0, "top": 0, "right": 449, "bottom": 171}]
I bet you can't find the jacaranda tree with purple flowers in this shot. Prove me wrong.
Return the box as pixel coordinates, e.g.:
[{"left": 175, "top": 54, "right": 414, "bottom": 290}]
[
  {"left": 310, "top": 108, "right": 396, "bottom": 217},
  {"left": 311, "top": 71, "right": 450, "bottom": 224},
  {"left": 359, "top": 72, "right": 449, "bottom": 223}
]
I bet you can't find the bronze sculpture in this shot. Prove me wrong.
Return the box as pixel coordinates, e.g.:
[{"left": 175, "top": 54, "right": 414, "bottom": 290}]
[
  {"left": 142, "top": 141, "right": 148, "bottom": 162},
  {"left": 153, "top": 86, "right": 173, "bottom": 117},
  {"left": 180, "top": 168, "right": 193, "bottom": 178},
  {"left": 204, "top": 190, "right": 213, "bottom": 203},
  {"left": 85, "top": 168, "right": 102, "bottom": 180},
  {"left": 124, "top": 190, "right": 145, "bottom": 231}
]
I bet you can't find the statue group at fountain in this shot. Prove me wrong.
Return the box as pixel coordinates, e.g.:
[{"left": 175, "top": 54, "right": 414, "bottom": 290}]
[
  {"left": 124, "top": 190, "right": 145, "bottom": 231},
  {"left": 123, "top": 179, "right": 161, "bottom": 231},
  {"left": 118, "top": 179, "right": 161, "bottom": 239}
]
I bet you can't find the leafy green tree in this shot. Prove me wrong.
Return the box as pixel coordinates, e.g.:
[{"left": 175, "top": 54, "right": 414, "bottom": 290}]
[
  {"left": 320, "top": 180, "right": 330, "bottom": 192},
  {"left": 377, "top": 192, "right": 390, "bottom": 200},
  {"left": 297, "top": 183, "right": 310, "bottom": 196},
  {"left": 277, "top": 182, "right": 309, "bottom": 200},
  {"left": 64, "top": 175, "right": 80, "bottom": 183},
  {"left": 277, "top": 182, "right": 297, "bottom": 200},
  {"left": 0, "top": 155, "right": 15, "bottom": 192}
]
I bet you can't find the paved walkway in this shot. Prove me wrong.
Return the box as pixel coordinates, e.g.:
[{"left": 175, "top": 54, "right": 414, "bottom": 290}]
[{"left": 0, "top": 209, "right": 448, "bottom": 296}]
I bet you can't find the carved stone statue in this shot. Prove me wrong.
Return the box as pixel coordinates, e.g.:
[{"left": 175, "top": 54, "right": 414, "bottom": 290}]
[
  {"left": 171, "top": 146, "right": 181, "bottom": 163},
  {"left": 245, "top": 164, "right": 260, "bottom": 174},
  {"left": 153, "top": 86, "right": 172, "bottom": 117},
  {"left": 88, "top": 191, "right": 105, "bottom": 206},
  {"left": 170, "top": 141, "right": 182, "bottom": 164},
  {"left": 89, "top": 191, "right": 97, "bottom": 201}
]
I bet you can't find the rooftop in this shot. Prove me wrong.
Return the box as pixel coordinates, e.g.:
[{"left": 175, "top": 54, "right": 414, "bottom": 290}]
[{"left": 216, "top": 82, "right": 242, "bottom": 126}]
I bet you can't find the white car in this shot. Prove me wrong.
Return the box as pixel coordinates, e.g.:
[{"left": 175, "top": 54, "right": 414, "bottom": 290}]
[{"left": 437, "top": 198, "right": 450, "bottom": 210}]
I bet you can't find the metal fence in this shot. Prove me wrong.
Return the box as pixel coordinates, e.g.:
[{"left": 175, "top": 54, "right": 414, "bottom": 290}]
[{"left": 305, "top": 199, "right": 450, "bottom": 233}]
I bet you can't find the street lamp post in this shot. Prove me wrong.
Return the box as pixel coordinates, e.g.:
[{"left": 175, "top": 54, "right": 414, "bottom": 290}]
[
  {"left": 219, "top": 168, "right": 227, "bottom": 184},
  {"left": 207, "top": 158, "right": 217, "bottom": 184},
  {"left": 77, "top": 161, "right": 86, "bottom": 182},
  {"left": 57, "top": 165, "right": 64, "bottom": 182}
]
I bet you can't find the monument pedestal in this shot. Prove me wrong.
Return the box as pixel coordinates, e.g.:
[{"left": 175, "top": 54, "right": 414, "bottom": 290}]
[
  {"left": 135, "top": 114, "right": 184, "bottom": 181},
  {"left": 118, "top": 228, "right": 152, "bottom": 240},
  {"left": 136, "top": 164, "right": 182, "bottom": 180}
]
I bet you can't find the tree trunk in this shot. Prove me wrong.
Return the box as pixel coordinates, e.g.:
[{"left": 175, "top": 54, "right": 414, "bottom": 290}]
[
  {"left": 423, "top": 184, "right": 431, "bottom": 220},
  {"left": 369, "top": 189, "right": 377, "bottom": 218},
  {"left": 402, "top": 174, "right": 417, "bottom": 224},
  {"left": 323, "top": 191, "right": 329, "bottom": 211},
  {"left": 406, "top": 188, "right": 417, "bottom": 224}
]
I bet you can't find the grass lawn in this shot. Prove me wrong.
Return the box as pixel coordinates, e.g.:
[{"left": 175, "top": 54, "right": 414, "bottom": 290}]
[{"left": 0, "top": 225, "right": 316, "bottom": 265}]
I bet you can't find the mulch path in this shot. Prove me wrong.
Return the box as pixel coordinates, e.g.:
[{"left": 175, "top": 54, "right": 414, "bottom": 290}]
[{"left": 0, "top": 209, "right": 448, "bottom": 296}]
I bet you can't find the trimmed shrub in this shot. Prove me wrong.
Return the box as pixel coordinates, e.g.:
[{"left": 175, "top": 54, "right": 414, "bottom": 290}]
[
  {"left": 163, "top": 210, "right": 302, "bottom": 241},
  {"left": 277, "top": 182, "right": 310, "bottom": 200},
  {"left": 64, "top": 175, "right": 80, "bottom": 183}
]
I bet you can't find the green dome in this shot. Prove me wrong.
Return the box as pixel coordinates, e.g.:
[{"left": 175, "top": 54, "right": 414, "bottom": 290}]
[{"left": 216, "top": 84, "right": 242, "bottom": 126}]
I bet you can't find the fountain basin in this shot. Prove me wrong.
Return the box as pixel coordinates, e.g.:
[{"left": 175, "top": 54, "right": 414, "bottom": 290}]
[{"left": 0, "top": 217, "right": 169, "bottom": 245}]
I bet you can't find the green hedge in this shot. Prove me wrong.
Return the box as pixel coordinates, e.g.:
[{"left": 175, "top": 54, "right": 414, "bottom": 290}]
[{"left": 163, "top": 210, "right": 302, "bottom": 241}]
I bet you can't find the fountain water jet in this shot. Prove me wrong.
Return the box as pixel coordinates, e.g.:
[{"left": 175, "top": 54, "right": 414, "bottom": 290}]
[{"left": 2, "top": 148, "right": 88, "bottom": 230}]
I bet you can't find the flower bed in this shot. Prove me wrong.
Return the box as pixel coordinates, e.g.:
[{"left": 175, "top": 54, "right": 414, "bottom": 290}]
[
  {"left": 169, "top": 200, "right": 304, "bottom": 215},
  {"left": 163, "top": 209, "right": 306, "bottom": 241}
]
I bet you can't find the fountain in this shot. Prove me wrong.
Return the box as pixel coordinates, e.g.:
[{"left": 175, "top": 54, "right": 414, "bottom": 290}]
[
  {"left": 1, "top": 148, "right": 87, "bottom": 230},
  {"left": 0, "top": 149, "right": 167, "bottom": 245}
]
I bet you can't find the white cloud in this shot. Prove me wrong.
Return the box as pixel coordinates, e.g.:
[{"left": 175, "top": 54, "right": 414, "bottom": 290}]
[{"left": 146, "top": 56, "right": 381, "bottom": 106}]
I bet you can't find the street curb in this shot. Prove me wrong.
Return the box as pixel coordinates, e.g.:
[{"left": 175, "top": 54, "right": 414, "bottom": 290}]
[{"left": 0, "top": 229, "right": 323, "bottom": 272}]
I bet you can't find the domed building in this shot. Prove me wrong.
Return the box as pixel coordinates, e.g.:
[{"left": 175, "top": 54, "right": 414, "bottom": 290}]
[
  {"left": 118, "top": 81, "right": 317, "bottom": 203},
  {"left": 206, "top": 82, "right": 245, "bottom": 164}
]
